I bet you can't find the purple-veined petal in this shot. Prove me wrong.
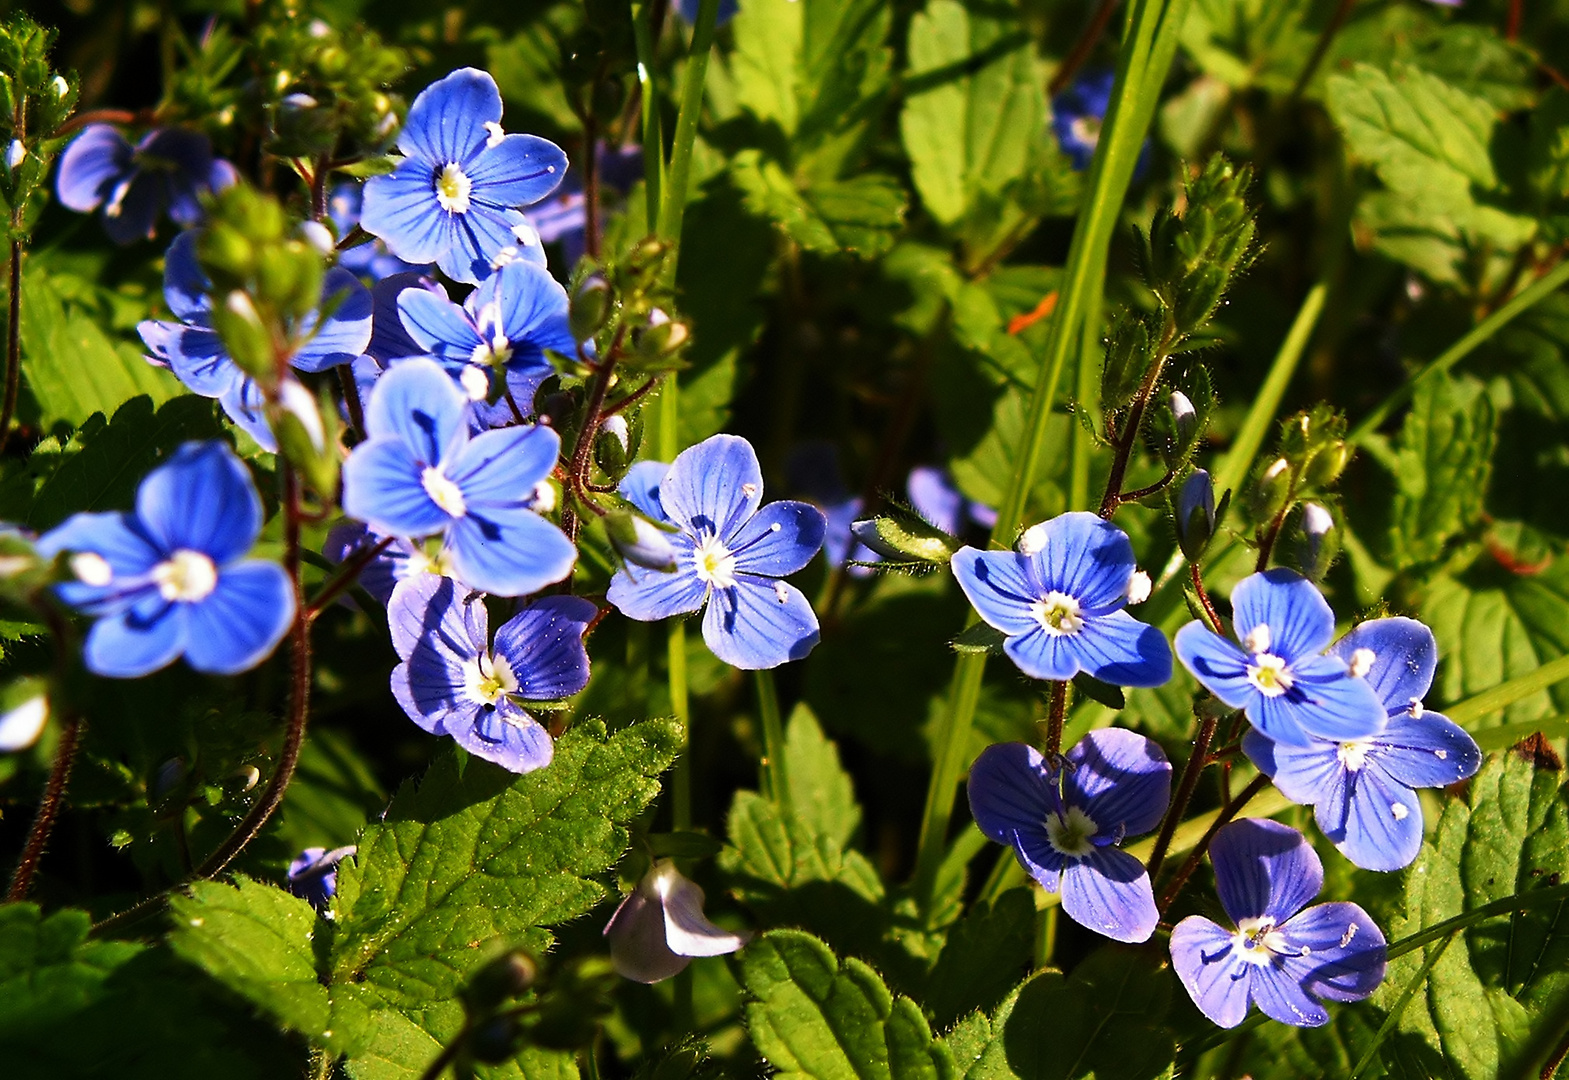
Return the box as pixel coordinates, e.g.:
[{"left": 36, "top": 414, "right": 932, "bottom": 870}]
[
  {"left": 486, "top": 259, "right": 576, "bottom": 353},
  {"left": 362, "top": 161, "right": 459, "bottom": 265},
  {"left": 342, "top": 439, "right": 452, "bottom": 538},
  {"left": 134, "top": 442, "right": 261, "bottom": 564},
  {"left": 162, "top": 230, "right": 210, "bottom": 321},
  {"left": 1248, "top": 961, "right": 1329, "bottom": 1027},
  {"left": 952, "top": 548, "right": 1043, "bottom": 637},
  {"left": 390, "top": 656, "right": 476, "bottom": 736},
  {"left": 1329, "top": 617, "right": 1437, "bottom": 715},
  {"left": 218, "top": 377, "right": 277, "bottom": 453},
  {"left": 1066, "top": 609, "right": 1172, "bottom": 688},
  {"left": 701, "top": 577, "right": 819, "bottom": 669},
  {"left": 387, "top": 574, "right": 487, "bottom": 664},
  {"left": 445, "top": 506, "right": 576, "bottom": 598},
  {"left": 1002, "top": 626, "right": 1083, "bottom": 682},
  {"left": 1230, "top": 568, "right": 1336, "bottom": 663},
  {"left": 620, "top": 460, "right": 671, "bottom": 522},
  {"left": 1170, "top": 916, "right": 1254, "bottom": 1029},
  {"left": 1209, "top": 819, "right": 1323, "bottom": 927},
  {"left": 466, "top": 133, "right": 568, "bottom": 208},
  {"left": 1243, "top": 729, "right": 1356, "bottom": 848},
  {"left": 138, "top": 320, "right": 179, "bottom": 368},
  {"left": 100, "top": 173, "right": 162, "bottom": 245},
  {"left": 967, "top": 741, "right": 1055, "bottom": 846},
  {"left": 181, "top": 561, "right": 295, "bottom": 674},
  {"left": 398, "top": 285, "right": 481, "bottom": 364},
  {"left": 1334, "top": 766, "right": 1424, "bottom": 872},
  {"left": 370, "top": 272, "right": 442, "bottom": 360},
  {"left": 446, "top": 423, "right": 559, "bottom": 506},
  {"left": 56, "top": 125, "right": 132, "bottom": 212},
  {"left": 83, "top": 592, "right": 187, "bottom": 677},
  {"left": 1059, "top": 846, "right": 1158, "bottom": 943},
  {"left": 1062, "top": 727, "right": 1171, "bottom": 838},
  {"left": 607, "top": 551, "right": 707, "bottom": 622},
  {"left": 292, "top": 268, "right": 374, "bottom": 373},
  {"left": 1175, "top": 622, "right": 1256, "bottom": 709},
  {"left": 1021, "top": 512, "right": 1136, "bottom": 610},
  {"left": 1011, "top": 829, "right": 1064, "bottom": 893},
  {"left": 728, "top": 500, "right": 826, "bottom": 578},
  {"left": 362, "top": 355, "right": 470, "bottom": 463},
  {"left": 493, "top": 595, "right": 596, "bottom": 700},
  {"left": 167, "top": 327, "right": 241, "bottom": 398},
  {"left": 660, "top": 434, "right": 764, "bottom": 540},
  {"left": 1277, "top": 902, "right": 1387, "bottom": 1003},
  {"left": 437, "top": 204, "right": 532, "bottom": 285},
  {"left": 457, "top": 702, "right": 555, "bottom": 773},
  {"left": 1370, "top": 711, "right": 1481, "bottom": 789},
  {"left": 1258, "top": 654, "right": 1387, "bottom": 745},
  {"left": 397, "top": 67, "right": 500, "bottom": 166}
]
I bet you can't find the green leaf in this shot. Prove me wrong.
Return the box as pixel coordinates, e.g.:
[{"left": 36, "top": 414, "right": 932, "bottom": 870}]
[
  {"left": 943, "top": 946, "right": 1176, "bottom": 1080},
  {"left": 731, "top": 152, "right": 905, "bottom": 257},
  {"left": 1381, "top": 750, "right": 1569, "bottom": 1078},
  {"left": 784, "top": 703, "right": 862, "bottom": 849},
  {"left": 0, "top": 903, "right": 297, "bottom": 1077},
  {"left": 922, "top": 889, "right": 1033, "bottom": 1031},
  {"left": 951, "top": 622, "right": 1007, "bottom": 656},
  {"left": 740, "top": 929, "right": 956, "bottom": 1080},
  {"left": 17, "top": 265, "right": 184, "bottom": 432},
  {"left": 899, "top": 0, "right": 1044, "bottom": 228},
  {"left": 1386, "top": 376, "right": 1495, "bottom": 569}
]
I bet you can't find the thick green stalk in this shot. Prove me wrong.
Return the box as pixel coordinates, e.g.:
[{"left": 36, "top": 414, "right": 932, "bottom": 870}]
[
  {"left": 654, "top": 0, "right": 720, "bottom": 267},
  {"left": 631, "top": 0, "right": 665, "bottom": 227},
  {"left": 910, "top": 0, "right": 1195, "bottom": 910},
  {"left": 1446, "top": 653, "right": 1569, "bottom": 729},
  {"left": 754, "top": 669, "right": 791, "bottom": 813}
]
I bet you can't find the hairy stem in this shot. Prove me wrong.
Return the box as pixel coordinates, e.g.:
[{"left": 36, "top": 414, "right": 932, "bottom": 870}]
[
  {"left": 1098, "top": 320, "right": 1176, "bottom": 519},
  {"left": 6, "top": 714, "right": 84, "bottom": 901},
  {"left": 1, "top": 236, "right": 22, "bottom": 455},
  {"left": 1157, "top": 772, "right": 1269, "bottom": 912},
  {"left": 1188, "top": 562, "right": 1224, "bottom": 635},
  {"left": 1144, "top": 713, "right": 1217, "bottom": 881},
  {"left": 1043, "top": 680, "right": 1069, "bottom": 758}
]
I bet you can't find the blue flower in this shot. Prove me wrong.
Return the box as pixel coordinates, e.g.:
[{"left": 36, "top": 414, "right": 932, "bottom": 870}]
[
  {"left": 36, "top": 442, "right": 295, "bottom": 678},
  {"left": 341, "top": 357, "right": 574, "bottom": 597},
  {"left": 907, "top": 465, "right": 997, "bottom": 536},
  {"left": 968, "top": 729, "right": 1171, "bottom": 942},
  {"left": 606, "top": 435, "right": 826, "bottom": 670},
  {"left": 56, "top": 125, "right": 237, "bottom": 244},
  {"left": 603, "top": 859, "right": 750, "bottom": 984},
  {"left": 951, "top": 512, "right": 1172, "bottom": 687},
  {"left": 676, "top": 0, "right": 739, "bottom": 24},
  {"left": 328, "top": 183, "right": 433, "bottom": 281},
  {"left": 137, "top": 231, "right": 374, "bottom": 451},
  {"left": 322, "top": 520, "right": 460, "bottom": 605},
  {"left": 287, "top": 845, "right": 355, "bottom": 911},
  {"left": 1175, "top": 568, "right": 1387, "bottom": 747},
  {"left": 388, "top": 574, "right": 594, "bottom": 773},
  {"left": 1051, "top": 70, "right": 1150, "bottom": 175},
  {"left": 1170, "top": 819, "right": 1387, "bottom": 1028},
  {"left": 1242, "top": 617, "right": 1482, "bottom": 872},
  {"left": 385, "top": 258, "right": 575, "bottom": 427},
  {"left": 360, "top": 68, "right": 566, "bottom": 284}
]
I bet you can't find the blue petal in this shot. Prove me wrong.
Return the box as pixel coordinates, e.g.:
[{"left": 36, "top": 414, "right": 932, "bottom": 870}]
[
  {"left": 446, "top": 423, "right": 559, "bottom": 505},
  {"left": 1002, "top": 626, "right": 1083, "bottom": 681},
  {"left": 445, "top": 507, "right": 576, "bottom": 597},
  {"left": 485, "top": 259, "right": 576, "bottom": 360},
  {"left": 362, "top": 161, "right": 458, "bottom": 266},
  {"left": 1230, "top": 568, "right": 1336, "bottom": 663},
  {"left": 218, "top": 377, "right": 277, "bottom": 453},
  {"left": 1175, "top": 623, "right": 1256, "bottom": 708},
  {"left": 1022, "top": 512, "right": 1136, "bottom": 611},
  {"left": 1068, "top": 609, "right": 1172, "bottom": 688},
  {"left": 397, "top": 67, "right": 500, "bottom": 166},
  {"left": 1329, "top": 617, "right": 1437, "bottom": 715},
  {"left": 701, "top": 577, "right": 819, "bottom": 669},
  {"left": 182, "top": 561, "right": 295, "bottom": 674},
  {"left": 1062, "top": 727, "right": 1171, "bottom": 838},
  {"left": 660, "top": 434, "right": 764, "bottom": 540},
  {"left": 967, "top": 741, "right": 1056, "bottom": 846},
  {"left": 466, "top": 133, "right": 568, "bottom": 208},
  {"left": 168, "top": 328, "right": 242, "bottom": 397},
  {"left": 135, "top": 442, "right": 261, "bottom": 564},
  {"left": 1248, "top": 961, "right": 1329, "bottom": 1028},
  {"left": 398, "top": 285, "right": 481, "bottom": 366},
  {"left": 369, "top": 273, "right": 442, "bottom": 360},
  {"left": 620, "top": 460, "right": 671, "bottom": 522},
  {"left": 391, "top": 655, "right": 476, "bottom": 737},
  {"left": 83, "top": 593, "right": 187, "bottom": 677},
  {"left": 494, "top": 595, "right": 596, "bottom": 700},
  {"left": 456, "top": 702, "right": 555, "bottom": 774},
  {"left": 362, "top": 356, "right": 470, "bottom": 463},
  {"left": 162, "top": 230, "right": 210, "bottom": 322},
  {"left": 1278, "top": 902, "right": 1387, "bottom": 1003},
  {"left": 1242, "top": 729, "right": 1344, "bottom": 811},
  {"left": 1059, "top": 846, "right": 1158, "bottom": 943},
  {"left": 386, "top": 573, "right": 486, "bottom": 665},
  {"left": 952, "top": 548, "right": 1043, "bottom": 637},
  {"left": 1371, "top": 711, "right": 1482, "bottom": 789},
  {"left": 37, "top": 511, "right": 160, "bottom": 577},
  {"left": 1335, "top": 766, "right": 1425, "bottom": 872},
  {"left": 342, "top": 439, "right": 451, "bottom": 538},
  {"left": 1209, "top": 819, "right": 1323, "bottom": 927},
  {"left": 292, "top": 268, "right": 374, "bottom": 373},
  {"left": 907, "top": 465, "right": 963, "bottom": 534},
  {"left": 100, "top": 173, "right": 162, "bottom": 245},
  {"left": 728, "top": 501, "right": 826, "bottom": 578},
  {"left": 138, "top": 320, "right": 180, "bottom": 367},
  {"left": 1170, "top": 916, "right": 1254, "bottom": 1028},
  {"left": 1258, "top": 654, "right": 1387, "bottom": 745},
  {"left": 56, "top": 125, "right": 132, "bottom": 212},
  {"left": 437, "top": 204, "right": 532, "bottom": 285},
  {"left": 607, "top": 555, "right": 707, "bottom": 622}
]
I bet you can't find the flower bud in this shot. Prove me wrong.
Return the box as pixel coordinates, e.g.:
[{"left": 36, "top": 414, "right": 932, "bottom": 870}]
[
  {"left": 4, "top": 140, "right": 23, "bottom": 172},
  {"left": 569, "top": 274, "right": 612, "bottom": 343},
  {"left": 603, "top": 860, "right": 749, "bottom": 984},
  {"left": 1248, "top": 457, "right": 1293, "bottom": 521},
  {"left": 1292, "top": 501, "right": 1338, "bottom": 582},
  {"left": 0, "top": 679, "right": 48, "bottom": 752},
  {"left": 594, "top": 412, "right": 641, "bottom": 477},
  {"left": 299, "top": 220, "right": 334, "bottom": 256},
  {"left": 460, "top": 951, "right": 538, "bottom": 1014},
  {"left": 1304, "top": 440, "right": 1349, "bottom": 488},
  {"left": 605, "top": 509, "right": 678, "bottom": 572},
  {"left": 850, "top": 514, "right": 959, "bottom": 564},
  {"left": 1170, "top": 391, "right": 1197, "bottom": 448},
  {"left": 1176, "top": 469, "right": 1216, "bottom": 561}
]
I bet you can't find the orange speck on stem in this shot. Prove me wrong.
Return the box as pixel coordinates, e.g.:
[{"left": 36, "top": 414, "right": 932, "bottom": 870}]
[{"left": 1007, "top": 291, "right": 1059, "bottom": 335}]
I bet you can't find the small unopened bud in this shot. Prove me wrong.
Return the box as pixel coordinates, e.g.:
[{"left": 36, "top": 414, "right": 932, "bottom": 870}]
[
  {"left": 1302, "top": 501, "right": 1333, "bottom": 538},
  {"left": 1305, "top": 441, "right": 1349, "bottom": 487},
  {"left": 51, "top": 75, "right": 69, "bottom": 98},
  {"left": 603, "top": 860, "right": 750, "bottom": 983},
  {"left": 569, "top": 274, "right": 612, "bottom": 342},
  {"left": 1170, "top": 391, "right": 1196, "bottom": 445},
  {"left": 1294, "top": 501, "right": 1338, "bottom": 582},
  {"left": 0, "top": 685, "right": 48, "bottom": 752},
  {"left": 461, "top": 951, "right": 538, "bottom": 1014},
  {"left": 1175, "top": 469, "right": 1216, "bottom": 561},
  {"left": 299, "top": 220, "right": 334, "bottom": 256},
  {"left": 851, "top": 515, "right": 958, "bottom": 564},
  {"left": 606, "top": 510, "right": 677, "bottom": 572},
  {"left": 5, "top": 140, "right": 23, "bottom": 172}
]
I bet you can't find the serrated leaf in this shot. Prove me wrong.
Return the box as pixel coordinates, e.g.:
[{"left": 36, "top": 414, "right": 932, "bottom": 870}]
[
  {"left": 944, "top": 947, "right": 1176, "bottom": 1080},
  {"left": 1381, "top": 751, "right": 1569, "bottom": 1078},
  {"left": 1387, "top": 376, "right": 1495, "bottom": 569},
  {"left": 731, "top": 152, "right": 905, "bottom": 257},
  {"left": 741, "top": 929, "right": 956, "bottom": 1080},
  {"left": 899, "top": 0, "right": 1044, "bottom": 228},
  {"left": 784, "top": 703, "right": 861, "bottom": 848},
  {"left": 922, "top": 889, "right": 1033, "bottom": 1030}
]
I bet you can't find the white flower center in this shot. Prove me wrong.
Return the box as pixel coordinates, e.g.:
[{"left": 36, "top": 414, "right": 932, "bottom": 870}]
[
  {"left": 1069, "top": 114, "right": 1102, "bottom": 150},
  {"left": 465, "top": 651, "right": 518, "bottom": 706},
  {"left": 1030, "top": 591, "right": 1084, "bottom": 636},
  {"left": 693, "top": 534, "right": 737, "bottom": 588},
  {"left": 1233, "top": 916, "right": 1291, "bottom": 966},
  {"left": 71, "top": 552, "right": 114, "bottom": 587},
  {"left": 152, "top": 549, "right": 219, "bottom": 602},
  {"left": 1045, "top": 806, "right": 1098, "bottom": 858},
  {"left": 1246, "top": 652, "right": 1294, "bottom": 697},
  {"left": 1337, "top": 738, "right": 1373, "bottom": 772},
  {"left": 469, "top": 334, "right": 513, "bottom": 369},
  {"left": 422, "top": 467, "right": 467, "bottom": 518},
  {"left": 435, "top": 162, "right": 472, "bottom": 214}
]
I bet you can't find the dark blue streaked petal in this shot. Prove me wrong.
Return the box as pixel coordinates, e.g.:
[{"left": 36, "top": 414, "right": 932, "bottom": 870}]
[
  {"left": 1209, "top": 819, "right": 1323, "bottom": 927},
  {"left": 952, "top": 548, "right": 1042, "bottom": 637},
  {"left": 1277, "top": 902, "right": 1387, "bottom": 1003},
  {"left": 83, "top": 592, "right": 187, "bottom": 677},
  {"left": 1175, "top": 622, "right": 1257, "bottom": 709},
  {"left": 397, "top": 67, "right": 500, "bottom": 166},
  {"left": 342, "top": 439, "right": 451, "bottom": 538},
  {"left": 1170, "top": 916, "right": 1254, "bottom": 1029},
  {"left": 56, "top": 125, "right": 132, "bottom": 212},
  {"left": 466, "top": 133, "right": 568, "bottom": 208},
  {"left": 455, "top": 702, "right": 555, "bottom": 774},
  {"left": 1068, "top": 609, "right": 1172, "bottom": 688},
  {"left": 494, "top": 595, "right": 597, "bottom": 700},
  {"left": 162, "top": 230, "right": 210, "bottom": 321},
  {"left": 700, "top": 577, "right": 819, "bottom": 669},
  {"left": 135, "top": 441, "right": 261, "bottom": 563},
  {"left": 362, "top": 356, "right": 469, "bottom": 463},
  {"left": 728, "top": 500, "right": 826, "bottom": 578},
  {"left": 620, "top": 460, "right": 671, "bottom": 522},
  {"left": 1370, "top": 711, "right": 1482, "bottom": 789},
  {"left": 1230, "top": 568, "right": 1337, "bottom": 663},
  {"left": 182, "top": 561, "right": 295, "bottom": 674},
  {"left": 292, "top": 268, "right": 374, "bottom": 373},
  {"left": 967, "top": 741, "right": 1055, "bottom": 846},
  {"left": 1062, "top": 727, "right": 1171, "bottom": 838},
  {"left": 1023, "top": 512, "right": 1136, "bottom": 611},
  {"left": 1060, "top": 846, "right": 1159, "bottom": 943},
  {"left": 445, "top": 507, "right": 576, "bottom": 598},
  {"left": 1329, "top": 617, "right": 1438, "bottom": 715},
  {"left": 660, "top": 434, "right": 764, "bottom": 540}
]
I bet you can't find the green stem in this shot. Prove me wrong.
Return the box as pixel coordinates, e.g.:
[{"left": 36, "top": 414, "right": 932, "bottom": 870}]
[
  {"left": 1348, "top": 932, "right": 1456, "bottom": 1080},
  {"left": 1446, "top": 653, "right": 1569, "bottom": 729},
  {"left": 909, "top": 0, "right": 1195, "bottom": 912},
  {"left": 668, "top": 621, "right": 692, "bottom": 829},
  {"left": 654, "top": 0, "right": 720, "bottom": 269},
  {"left": 1385, "top": 882, "right": 1569, "bottom": 960},
  {"left": 1347, "top": 260, "right": 1569, "bottom": 447},
  {"left": 631, "top": 0, "right": 664, "bottom": 227},
  {"left": 754, "top": 669, "right": 791, "bottom": 813}
]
